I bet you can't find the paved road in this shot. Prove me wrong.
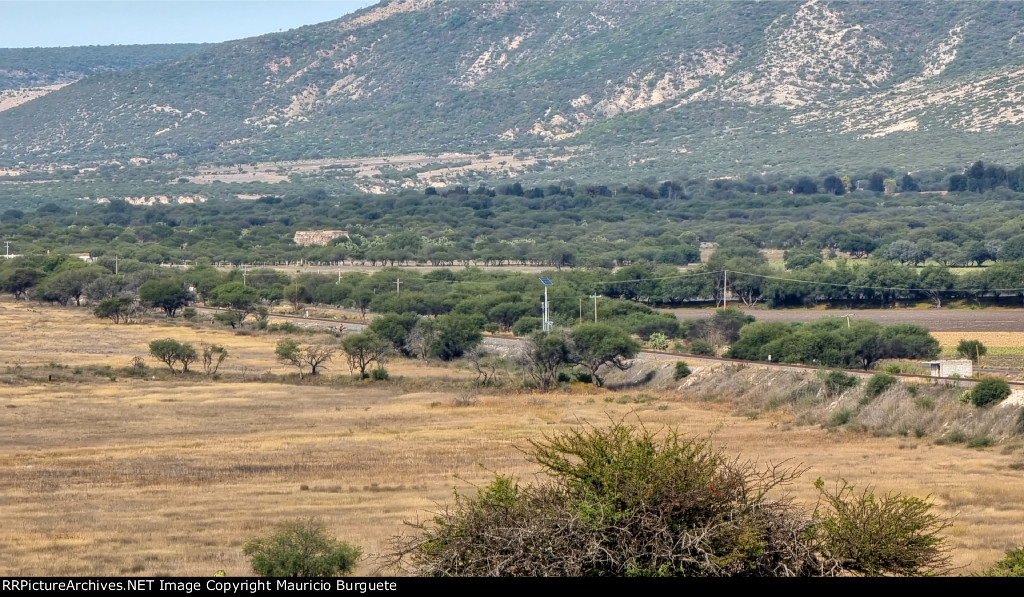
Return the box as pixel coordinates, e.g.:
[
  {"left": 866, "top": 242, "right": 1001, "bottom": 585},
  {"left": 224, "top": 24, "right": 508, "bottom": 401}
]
[{"left": 668, "top": 307, "right": 1024, "bottom": 332}]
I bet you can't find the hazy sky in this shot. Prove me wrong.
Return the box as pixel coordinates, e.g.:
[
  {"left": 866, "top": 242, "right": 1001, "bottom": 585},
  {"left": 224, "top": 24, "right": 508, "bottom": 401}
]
[{"left": 0, "top": 1, "right": 377, "bottom": 48}]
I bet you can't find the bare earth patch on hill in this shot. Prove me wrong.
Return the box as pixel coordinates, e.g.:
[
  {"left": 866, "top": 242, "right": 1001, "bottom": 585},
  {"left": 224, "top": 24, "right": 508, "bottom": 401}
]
[{"left": 0, "top": 84, "right": 69, "bottom": 113}]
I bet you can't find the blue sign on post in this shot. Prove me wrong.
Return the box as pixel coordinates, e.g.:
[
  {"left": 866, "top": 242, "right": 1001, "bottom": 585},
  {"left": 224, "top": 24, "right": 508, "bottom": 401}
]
[{"left": 539, "top": 278, "right": 553, "bottom": 331}]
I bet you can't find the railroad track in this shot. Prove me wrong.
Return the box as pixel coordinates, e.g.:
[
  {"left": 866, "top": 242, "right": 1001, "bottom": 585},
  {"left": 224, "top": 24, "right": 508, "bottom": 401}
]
[{"left": 191, "top": 306, "right": 1023, "bottom": 388}]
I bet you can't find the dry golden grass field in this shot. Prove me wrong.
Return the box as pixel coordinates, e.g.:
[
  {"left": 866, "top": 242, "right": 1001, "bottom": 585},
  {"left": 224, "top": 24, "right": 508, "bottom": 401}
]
[
  {"left": 1, "top": 299, "right": 1023, "bottom": 576},
  {"left": 934, "top": 331, "right": 1024, "bottom": 373},
  {"left": 933, "top": 332, "right": 1024, "bottom": 348}
]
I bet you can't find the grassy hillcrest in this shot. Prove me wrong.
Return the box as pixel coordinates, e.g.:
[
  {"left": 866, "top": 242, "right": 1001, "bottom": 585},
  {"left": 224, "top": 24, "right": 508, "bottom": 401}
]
[
  {"left": 0, "top": 44, "right": 210, "bottom": 113},
  {"left": 3, "top": 1, "right": 1024, "bottom": 179},
  {"left": 0, "top": 44, "right": 212, "bottom": 91}
]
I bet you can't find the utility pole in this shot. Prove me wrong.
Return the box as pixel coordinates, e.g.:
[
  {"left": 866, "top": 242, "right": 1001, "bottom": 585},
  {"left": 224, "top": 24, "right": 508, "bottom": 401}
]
[
  {"left": 3, "top": 241, "right": 10, "bottom": 258},
  {"left": 114, "top": 254, "right": 119, "bottom": 276},
  {"left": 242, "top": 264, "right": 248, "bottom": 287},
  {"left": 544, "top": 285, "right": 549, "bottom": 331},
  {"left": 589, "top": 294, "right": 599, "bottom": 322},
  {"left": 723, "top": 270, "right": 727, "bottom": 308},
  {"left": 540, "top": 278, "right": 553, "bottom": 332},
  {"left": 394, "top": 278, "right": 400, "bottom": 294},
  {"left": 579, "top": 298, "right": 583, "bottom": 325}
]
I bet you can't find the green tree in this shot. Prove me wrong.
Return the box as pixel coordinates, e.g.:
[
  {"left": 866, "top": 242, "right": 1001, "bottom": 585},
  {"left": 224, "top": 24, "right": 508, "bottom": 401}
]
[
  {"left": 687, "top": 307, "right": 754, "bottom": 348},
  {"left": 283, "top": 283, "right": 307, "bottom": 313},
  {"left": 570, "top": 323, "right": 640, "bottom": 386},
  {"left": 38, "top": 266, "right": 105, "bottom": 306},
  {"left": 208, "top": 282, "right": 260, "bottom": 326},
  {"left": 487, "top": 301, "right": 534, "bottom": 332},
  {"left": 418, "top": 313, "right": 483, "bottom": 361},
  {"left": 982, "top": 547, "right": 1024, "bottom": 577},
  {"left": 244, "top": 519, "right": 361, "bottom": 577},
  {"left": 822, "top": 175, "right": 845, "bottom": 195},
  {"left": 812, "top": 478, "right": 952, "bottom": 576},
  {"left": 214, "top": 310, "right": 245, "bottom": 329},
  {"left": 838, "top": 235, "right": 877, "bottom": 259},
  {"left": 956, "top": 339, "right": 987, "bottom": 368},
  {"left": 998, "top": 234, "right": 1024, "bottom": 262},
  {"left": 394, "top": 421, "right": 951, "bottom": 577},
  {"left": 2, "top": 268, "right": 41, "bottom": 299},
  {"left": 882, "top": 240, "right": 926, "bottom": 266},
  {"left": 791, "top": 176, "right": 818, "bottom": 194},
  {"left": 139, "top": 278, "right": 191, "bottom": 317},
  {"left": 93, "top": 295, "right": 135, "bottom": 324},
  {"left": 201, "top": 344, "right": 228, "bottom": 376},
  {"left": 512, "top": 316, "right": 542, "bottom": 337},
  {"left": 706, "top": 247, "right": 772, "bottom": 307},
  {"left": 185, "top": 265, "right": 226, "bottom": 302},
  {"left": 917, "top": 265, "right": 955, "bottom": 308},
  {"left": 275, "top": 339, "right": 336, "bottom": 379},
  {"left": 368, "top": 312, "right": 420, "bottom": 356},
  {"left": 349, "top": 287, "right": 373, "bottom": 319},
  {"left": 727, "top": 319, "right": 937, "bottom": 370},
  {"left": 864, "top": 373, "right": 897, "bottom": 398},
  {"left": 820, "top": 369, "right": 859, "bottom": 398},
  {"left": 970, "top": 377, "right": 1010, "bottom": 407},
  {"left": 783, "top": 248, "right": 823, "bottom": 270},
  {"left": 521, "top": 330, "right": 573, "bottom": 392},
  {"left": 868, "top": 172, "right": 885, "bottom": 193},
  {"left": 148, "top": 338, "right": 197, "bottom": 373},
  {"left": 341, "top": 331, "right": 391, "bottom": 379},
  {"left": 853, "top": 261, "right": 917, "bottom": 307}
]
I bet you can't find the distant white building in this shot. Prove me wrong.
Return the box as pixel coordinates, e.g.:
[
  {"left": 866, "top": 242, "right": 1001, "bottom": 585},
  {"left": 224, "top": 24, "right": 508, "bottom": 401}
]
[{"left": 926, "top": 360, "right": 973, "bottom": 378}]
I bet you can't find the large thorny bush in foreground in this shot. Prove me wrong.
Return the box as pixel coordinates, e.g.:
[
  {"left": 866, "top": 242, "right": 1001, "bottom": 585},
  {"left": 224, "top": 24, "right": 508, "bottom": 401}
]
[{"left": 393, "top": 421, "right": 952, "bottom": 577}]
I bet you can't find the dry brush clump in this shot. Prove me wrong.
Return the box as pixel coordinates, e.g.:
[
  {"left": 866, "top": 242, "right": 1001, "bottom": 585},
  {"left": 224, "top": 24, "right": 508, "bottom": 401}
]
[
  {"left": 244, "top": 518, "right": 361, "bottom": 577},
  {"left": 391, "top": 420, "right": 952, "bottom": 577},
  {"left": 681, "top": 366, "right": 1023, "bottom": 445},
  {"left": 807, "top": 380, "right": 1022, "bottom": 444}
]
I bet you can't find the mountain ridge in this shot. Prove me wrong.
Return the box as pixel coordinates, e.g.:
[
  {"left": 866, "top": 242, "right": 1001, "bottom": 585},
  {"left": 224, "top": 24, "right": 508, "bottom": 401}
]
[
  {"left": 3, "top": 0, "right": 1024, "bottom": 180},
  {"left": 0, "top": 44, "right": 210, "bottom": 113}
]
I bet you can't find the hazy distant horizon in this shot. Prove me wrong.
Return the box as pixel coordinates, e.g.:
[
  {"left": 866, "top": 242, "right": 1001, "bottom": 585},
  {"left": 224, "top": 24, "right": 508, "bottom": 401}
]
[{"left": 0, "top": 1, "right": 375, "bottom": 49}]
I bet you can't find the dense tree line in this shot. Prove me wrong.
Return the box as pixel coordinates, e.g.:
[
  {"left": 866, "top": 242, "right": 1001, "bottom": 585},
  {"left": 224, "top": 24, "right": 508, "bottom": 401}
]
[
  {"left": 726, "top": 318, "right": 940, "bottom": 369},
  {"left": 0, "top": 256, "right": 687, "bottom": 345},
  {"left": 5, "top": 158, "right": 1024, "bottom": 271},
  {"left": 8, "top": 248, "right": 1024, "bottom": 342},
  {"left": 0, "top": 253, "right": 948, "bottom": 376}
]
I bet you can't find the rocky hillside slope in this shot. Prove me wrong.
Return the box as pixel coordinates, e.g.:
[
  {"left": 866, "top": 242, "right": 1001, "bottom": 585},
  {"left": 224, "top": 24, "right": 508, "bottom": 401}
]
[
  {"left": 3, "top": 0, "right": 1024, "bottom": 178},
  {"left": 0, "top": 44, "right": 208, "bottom": 112}
]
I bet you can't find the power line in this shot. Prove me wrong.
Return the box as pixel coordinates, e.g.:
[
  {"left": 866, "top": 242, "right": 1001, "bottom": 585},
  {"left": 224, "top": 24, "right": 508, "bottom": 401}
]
[
  {"left": 724, "top": 269, "right": 1024, "bottom": 294},
  {"left": 221, "top": 263, "right": 1024, "bottom": 298},
  {"left": 602, "top": 270, "right": 721, "bottom": 285}
]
